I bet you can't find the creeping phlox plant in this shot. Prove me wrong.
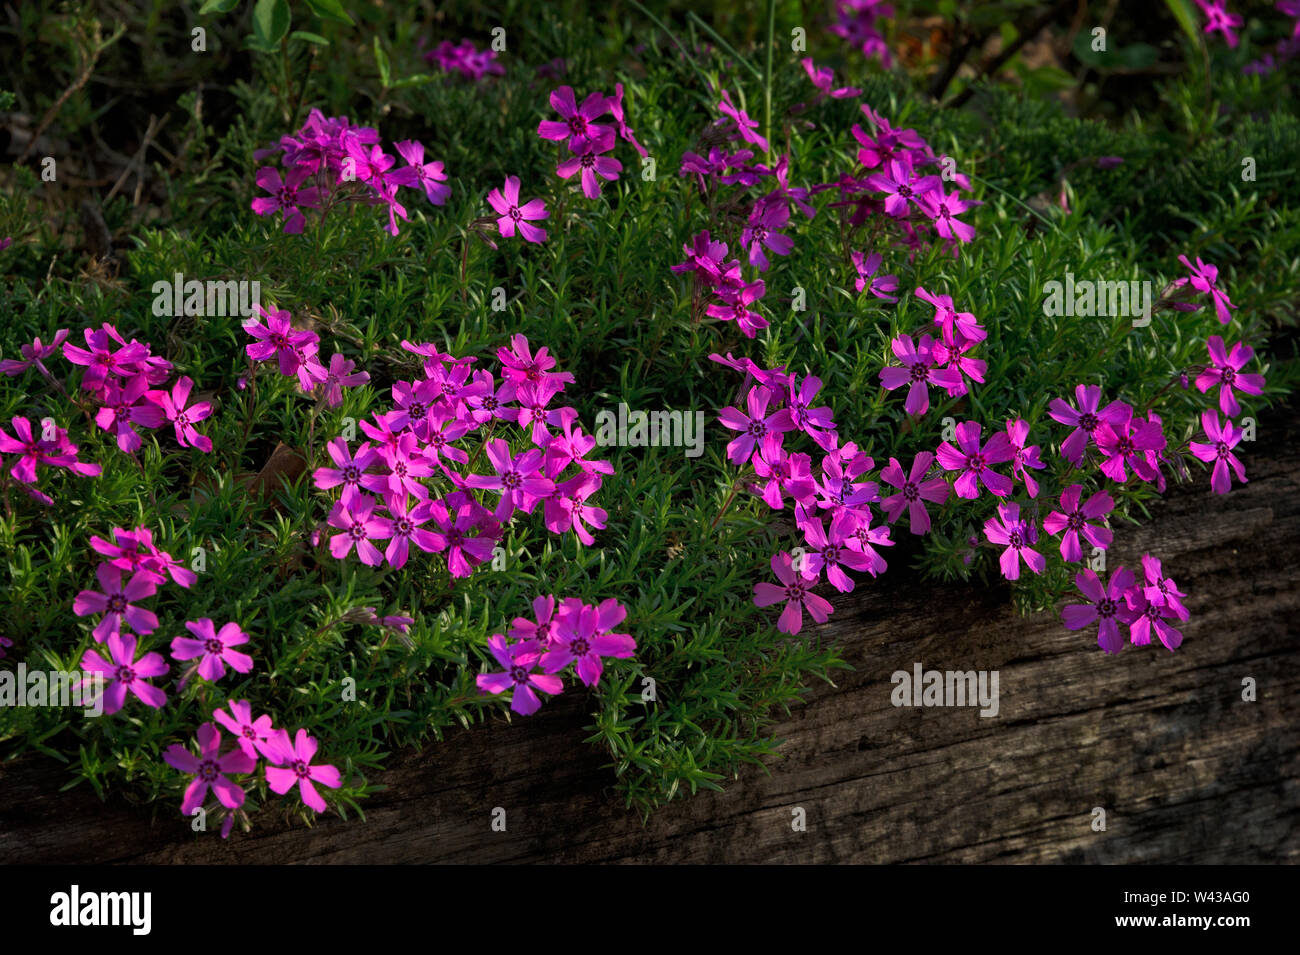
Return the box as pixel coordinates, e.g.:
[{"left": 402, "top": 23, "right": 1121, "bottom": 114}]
[
  {"left": 251, "top": 107, "right": 450, "bottom": 236},
  {"left": 676, "top": 69, "right": 1267, "bottom": 653},
  {"left": 3, "top": 0, "right": 1295, "bottom": 832}
]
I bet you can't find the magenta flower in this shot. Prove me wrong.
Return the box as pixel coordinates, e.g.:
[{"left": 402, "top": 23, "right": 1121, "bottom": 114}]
[
  {"left": 608, "top": 82, "right": 648, "bottom": 158},
  {"left": 382, "top": 496, "right": 443, "bottom": 569},
  {"left": 93, "top": 373, "right": 166, "bottom": 452},
  {"left": 706, "top": 279, "right": 769, "bottom": 338},
  {"left": 0, "top": 329, "right": 70, "bottom": 376},
  {"left": 556, "top": 129, "right": 622, "bottom": 199},
  {"left": 718, "top": 89, "right": 769, "bottom": 153},
  {"left": 151, "top": 375, "right": 213, "bottom": 451},
  {"left": 0, "top": 415, "right": 96, "bottom": 483},
  {"left": 800, "top": 58, "right": 861, "bottom": 99},
  {"left": 78, "top": 631, "right": 168, "bottom": 715},
  {"left": 936, "top": 420, "right": 1013, "bottom": 499},
  {"left": 1194, "top": 0, "right": 1244, "bottom": 48},
  {"left": 392, "top": 140, "right": 450, "bottom": 205},
  {"left": 545, "top": 474, "right": 608, "bottom": 545},
  {"left": 1042, "top": 484, "right": 1114, "bottom": 561},
  {"left": 1048, "top": 385, "right": 1131, "bottom": 466},
  {"left": 850, "top": 250, "right": 899, "bottom": 301},
  {"left": 326, "top": 489, "right": 393, "bottom": 566},
  {"left": 250, "top": 165, "right": 321, "bottom": 234},
  {"left": 799, "top": 512, "right": 876, "bottom": 592},
  {"left": 463, "top": 438, "right": 553, "bottom": 519},
  {"left": 865, "top": 158, "right": 940, "bottom": 217},
  {"left": 476, "top": 634, "right": 564, "bottom": 715},
  {"left": 73, "top": 563, "right": 161, "bottom": 642},
  {"left": 918, "top": 189, "right": 977, "bottom": 242},
  {"left": 213, "top": 700, "right": 277, "bottom": 760},
  {"left": 1125, "top": 588, "right": 1185, "bottom": 652},
  {"left": 314, "top": 438, "right": 380, "bottom": 495},
  {"left": 508, "top": 595, "right": 564, "bottom": 648},
  {"left": 752, "top": 436, "right": 817, "bottom": 508},
  {"left": 243, "top": 305, "right": 319, "bottom": 376},
  {"left": 170, "top": 618, "right": 254, "bottom": 684},
  {"left": 718, "top": 386, "right": 796, "bottom": 465},
  {"left": 1195, "top": 335, "right": 1264, "bottom": 417},
  {"left": 915, "top": 286, "right": 986, "bottom": 345},
  {"left": 537, "top": 86, "right": 611, "bottom": 152},
  {"left": 983, "top": 502, "right": 1045, "bottom": 580},
  {"left": 878, "top": 452, "right": 950, "bottom": 534},
  {"left": 540, "top": 602, "right": 635, "bottom": 687},
  {"left": 753, "top": 551, "right": 834, "bottom": 635},
  {"left": 1005, "top": 418, "right": 1046, "bottom": 497},
  {"left": 497, "top": 334, "right": 574, "bottom": 388},
  {"left": 1094, "top": 407, "right": 1165, "bottom": 483},
  {"left": 263, "top": 729, "right": 343, "bottom": 812},
  {"left": 1140, "top": 554, "right": 1191, "bottom": 622},
  {"left": 1061, "top": 567, "right": 1138, "bottom": 654},
  {"left": 785, "top": 374, "right": 838, "bottom": 450},
  {"left": 317, "top": 353, "right": 371, "bottom": 407},
  {"left": 486, "top": 175, "right": 548, "bottom": 243},
  {"left": 1189, "top": 408, "right": 1247, "bottom": 494},
  {"left": 428, "top": 500, "right": 498, "bottom": 576},
  {"left": 62, "top": 324, "right": 150, "bottom": 394},
  {"left": 740, "top": 200, "right": 793, "bottom": 270},
  {"left": 164, "top": 723, "right": 257, "bottom": 815},
  {"left": 878, "top": 333, "right": 963, "bottom": 416},
  {"left": 1172, "top": 253, "right": 1237, "bottom": 323}
]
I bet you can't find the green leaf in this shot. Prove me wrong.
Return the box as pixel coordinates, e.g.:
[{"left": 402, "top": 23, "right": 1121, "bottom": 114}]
[
  {"left": 199, "top": 0, "right": 240, "bottom": 13},
  {"left": 290, "top": 30, "right": 331, "bottom": 46},
  {"left": 373, "top": 36, "right": 391, "bottom": 88},
  {"left": 391, "top": 74, "right": 436, "bottom": 89},
  {"left": 303, "top": 0, "right": 356, "bottom": 26},
  {"left": 252, "top": 0, "right": 291, "bottom": 47},
  {"left": 1164, "top": 0, "right": 1201, "bottom": 47}
]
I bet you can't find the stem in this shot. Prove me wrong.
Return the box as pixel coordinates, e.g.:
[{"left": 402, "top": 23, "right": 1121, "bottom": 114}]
[{"left": 763, "top": 0, "right": 776, "bottom": 163}]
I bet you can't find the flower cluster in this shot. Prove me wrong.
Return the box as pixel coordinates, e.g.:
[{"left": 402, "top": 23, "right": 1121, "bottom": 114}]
[
  {"left": 1062, "top": 555, "right": 1191, "bottom": 653},
  {"left": 0, "top": 323, "right": 215, "bottom": 504},
  {"left": 164, "top": 715, "right": 341, "bottom": 838},
  {"left": 252, "top": 108, "right": 449, "bottom": 236},
  {"left": 303, "top": 333, "right": 612, "bottom": 575},
  {"left": 476, "top": 595, "right": 636, "bottom": 715},
  {"left": 829, "top": 0, "right": 894, "bottom": 65},
  {"left": 712, "top": 354, "right": 899, "bottom": 633},
  {"left": 422, "top": 38, "right": 505, "bottom": 80},
  {"left": 878, "top": 287, "right": 987, "bottom": 416},
  {"left": 243, "top": 304, "right": 370, "bottom": 406},
  {"left": 537, "top": 84, "right": 646, "bottom": 199}
]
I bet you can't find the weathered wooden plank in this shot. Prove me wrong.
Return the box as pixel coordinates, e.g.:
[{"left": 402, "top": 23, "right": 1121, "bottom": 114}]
[{"left": 2, "top": 402, "right": 1297, "bottom": 864}]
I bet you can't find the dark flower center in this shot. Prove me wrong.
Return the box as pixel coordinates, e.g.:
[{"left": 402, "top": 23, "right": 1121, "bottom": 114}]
[
  {"left": 199, "top": 760, "right": 220, "bottom": 782},
  {"left": 902, "top": 482, "right": 918, "bottom": 501},
  {"left": 204, "top": 637, "right": 223, "bottom": 655},
  {"left": 115, "top": 664, "right": 135, "bottom": 684},
  {"left": 107, "top": 594, "right": 128, "bottom": 614},
  {"left": 1097, "top": 598, "right": 1116, "bottom": 618},
  {"left": 1078, "top": 412, "right": 1099, "bottom": 432}
]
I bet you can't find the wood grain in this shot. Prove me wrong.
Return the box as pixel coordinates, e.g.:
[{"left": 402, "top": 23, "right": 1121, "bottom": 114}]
[{"left": 3, "top": 402, "right": 1297, "bottom": 864}]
